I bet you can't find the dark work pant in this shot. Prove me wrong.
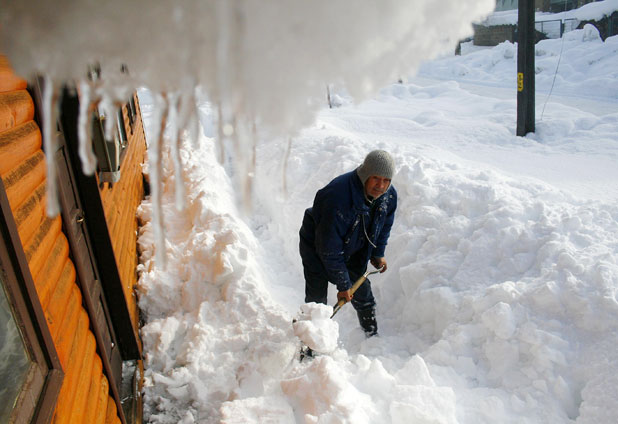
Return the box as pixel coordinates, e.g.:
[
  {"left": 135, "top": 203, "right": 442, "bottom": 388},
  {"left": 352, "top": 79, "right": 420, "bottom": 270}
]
[{"left": 299, "top": 238, "right": 376, "bottom": 311}]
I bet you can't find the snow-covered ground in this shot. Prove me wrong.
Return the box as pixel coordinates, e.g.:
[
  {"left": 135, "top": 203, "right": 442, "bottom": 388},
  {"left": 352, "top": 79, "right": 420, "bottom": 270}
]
[{"left": 136, "top": 24, "right": 618, "bottom": 424}]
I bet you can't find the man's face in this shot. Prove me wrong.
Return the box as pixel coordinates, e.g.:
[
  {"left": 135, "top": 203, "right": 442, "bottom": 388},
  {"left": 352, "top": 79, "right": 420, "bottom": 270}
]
[{"left": 364, "top": 175, "right": 391, "bottom": 199}]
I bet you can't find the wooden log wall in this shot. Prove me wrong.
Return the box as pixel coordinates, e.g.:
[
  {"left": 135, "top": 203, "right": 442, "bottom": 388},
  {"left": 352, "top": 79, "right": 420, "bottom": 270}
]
[
  {"left": 99, "top": 93, "right": 147, "bottom": 341},
  {"left": 0, "top": 55, "right": 122, "bottom": 424}
]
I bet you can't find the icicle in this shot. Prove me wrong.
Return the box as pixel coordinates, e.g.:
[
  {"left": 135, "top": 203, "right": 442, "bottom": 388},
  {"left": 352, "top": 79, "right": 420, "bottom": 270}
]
[
  {"left": 215, "top": 101, "right": 227, "bottom": 164},
  {"left": 215, "top": 0, "right": 258, "bottom": 212},
  {"left": 77, "top": 79, "right": 98, "bottom": 175},
  {"left": 42, "top": 75, "right": 60, "bottom": 217},
  {"left": 165, "top": 92, "right": 186, "bottom": 212},
  {"left": 246, "top": 120, "right": 257, "bottom": 208},
  {"left": 192, "top": 86, "right": 207, "bottom": 149},
  {"left": 282, "top": 137, "right": 293, "bottom": 199},
  {"left": 147, "top": 93, "right": 168, "bottom": 270},
  {"left": 98, "top": 92, "right": 117, "bottom": 143},
  {"left": 176, "top": 79, "right": 195, "bottom": 130},
  {"left": 215, "top": 0, "right": 235, "bottom": 166},
  {"left": 185, "top": 107, "right": 199, "bottom": 151},
  {"left": 229, "top": 115, "right": 255, "bottom": 214},
  {"left": 177, "top": 84, "right": 199, "bottom": 150}
]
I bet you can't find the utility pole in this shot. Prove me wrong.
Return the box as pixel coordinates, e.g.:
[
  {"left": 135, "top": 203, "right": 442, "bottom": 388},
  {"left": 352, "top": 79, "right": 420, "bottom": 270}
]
[{"left": 517, "top": 0, "right": 535, "bottom": 136}]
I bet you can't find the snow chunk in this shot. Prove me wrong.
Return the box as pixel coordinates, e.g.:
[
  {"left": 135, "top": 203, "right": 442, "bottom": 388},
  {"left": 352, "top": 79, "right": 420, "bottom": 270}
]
[
  {"left": 481, "top": 302, "right": 516, "bottom": 340},
  {"left": 220, "top": 396, "right": 295, "bottom": 424},
  {"left": 293, "top": 303, "right": 339, "bottom": 354},
  {"left": 281, "top": 356, "right": 372, "bottom": 422},
  {"left": 582, "top": 23, "right": 602, "bottom": 42}
]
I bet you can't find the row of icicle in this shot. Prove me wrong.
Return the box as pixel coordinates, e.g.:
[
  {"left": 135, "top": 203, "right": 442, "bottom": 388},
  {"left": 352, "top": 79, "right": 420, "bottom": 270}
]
[{"left": 40, "top": 75, "right": 264, "bottom": 271}]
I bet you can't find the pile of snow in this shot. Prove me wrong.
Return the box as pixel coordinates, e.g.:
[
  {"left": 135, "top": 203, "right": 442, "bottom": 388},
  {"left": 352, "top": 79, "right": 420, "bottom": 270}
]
[
  {"left": 293, "top": 303, "right": 339, "bottom": 353},
  {"left": 280, "top": 354, "right": 457, "bottom": 424},
  {"left": 137, "top": 25, "right": 618, "bottom": 423},
  {"left": 136, "top": 130, "right": 298, "bottom": 422}
]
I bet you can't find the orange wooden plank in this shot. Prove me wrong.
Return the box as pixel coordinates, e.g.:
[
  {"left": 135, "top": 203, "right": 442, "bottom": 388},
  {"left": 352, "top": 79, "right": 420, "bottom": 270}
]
[
  {"left": 13, "top": 180, "right": 46, "bottom": 246},
  {"left": 117, "top": 212, "right": 135, "bottom": 298},
  {"left": 98, "top": 179, "right": 109, "bottom": 202},
  {"left": 68, "top": 332, "right": 96, "bottom": 423},
  {"left": 26, "top": 215, "right": 61, "bottom": 280},
  {"left": 25, "top": 215, "right": 62, "bottom": 281},
  {"left": 95, "top": 375, "right": 110, "bottom": 424},
  {"left": 0, "top": 120, "right": 41, "bottom": 174},
  {"left": 34, "top": 233, "right": 69, "bottom": 311},
  {"left": 0, "top": 56, "right": 27, "bottom": 93},
  {"left": 51, "top": 282, "right": 80, "bottom": 366},
  {"left": 53, "top": 309, "right": 90, "bottom": 424},
  {"left": 122, "top": 224, "right": 138, "bottom": 288},
  {"left": 1, "top": 150, "right": 46, "bottom": 210},
  {"left": 116, "top": 194, "right": 133, "bottom": 275},
  {"left": 106, "top": 201, "right": 120, "bottom": 247},
  {"left": 83, "top": 356, "right": 103, "bottom": 424},
  {"left": 0, "top": 90, "right": 34, "bottom": 131},
  {"left": 105, "top": 395, "right": 118, "bottom": 424}
]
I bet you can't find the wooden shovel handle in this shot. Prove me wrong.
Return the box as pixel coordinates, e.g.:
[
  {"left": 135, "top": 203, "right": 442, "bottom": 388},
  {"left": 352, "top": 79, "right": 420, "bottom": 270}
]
[{"left": 330, "top": 267, "right": 384, "bottom": 318}]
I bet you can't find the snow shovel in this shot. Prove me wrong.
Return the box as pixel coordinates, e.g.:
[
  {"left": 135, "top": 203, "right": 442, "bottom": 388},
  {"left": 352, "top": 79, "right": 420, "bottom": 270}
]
[
  {"left": 330, "top": 266, "right": 384, "bottom": 319},
  {"left": 297, "top": 266, "right": 385, "bottom": 361}
]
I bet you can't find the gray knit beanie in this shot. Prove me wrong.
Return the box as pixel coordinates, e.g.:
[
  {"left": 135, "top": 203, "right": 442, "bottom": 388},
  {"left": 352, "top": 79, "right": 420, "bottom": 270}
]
[{"left": 356, "top": 150, "right": 395, "bottom": 184}]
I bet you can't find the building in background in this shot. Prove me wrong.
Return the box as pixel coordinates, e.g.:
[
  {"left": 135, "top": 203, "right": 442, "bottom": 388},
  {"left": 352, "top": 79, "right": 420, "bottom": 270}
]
[
  {"left": 495, "top": 0, "right": 602, "bottom": 13},
  {"left": 473, "top": 0, "right": 616, "bottom": 47}
]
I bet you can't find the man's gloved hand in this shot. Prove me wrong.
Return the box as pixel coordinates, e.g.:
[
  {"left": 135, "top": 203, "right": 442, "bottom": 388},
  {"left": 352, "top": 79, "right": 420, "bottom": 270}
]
[
  {"left": 337, "top": 289, "right": 353, "bottom": 303},
  {"left": 370, "top": 256, "right": 387, "bottom": 272}
]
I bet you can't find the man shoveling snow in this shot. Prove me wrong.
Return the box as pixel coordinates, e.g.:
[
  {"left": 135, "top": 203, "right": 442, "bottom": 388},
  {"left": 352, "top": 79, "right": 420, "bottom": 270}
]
[{"left": 298, "top": 150, "right": 397, "bottom": 337}]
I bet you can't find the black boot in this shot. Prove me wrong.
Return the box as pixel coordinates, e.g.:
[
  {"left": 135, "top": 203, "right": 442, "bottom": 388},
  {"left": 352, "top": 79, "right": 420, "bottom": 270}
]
[{"left": 356, "top": 307, "right": 378, "bottom": 337}]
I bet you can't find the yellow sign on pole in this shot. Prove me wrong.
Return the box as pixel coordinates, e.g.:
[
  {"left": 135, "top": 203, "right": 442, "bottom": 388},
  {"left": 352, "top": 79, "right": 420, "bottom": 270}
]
[{"left": 517, "top": 72, "right": 524, "bottom": 91}]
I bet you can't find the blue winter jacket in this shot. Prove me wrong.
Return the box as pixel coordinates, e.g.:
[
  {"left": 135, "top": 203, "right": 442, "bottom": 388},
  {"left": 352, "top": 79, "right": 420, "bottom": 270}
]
[{"left": 299, "top": 170, "right": 397, "bottom": 291}]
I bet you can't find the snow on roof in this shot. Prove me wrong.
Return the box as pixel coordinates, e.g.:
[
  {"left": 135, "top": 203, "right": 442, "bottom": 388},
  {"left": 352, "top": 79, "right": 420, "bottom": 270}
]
[{"left": 480, "top": 0, "right": 618, "bottom": 26}]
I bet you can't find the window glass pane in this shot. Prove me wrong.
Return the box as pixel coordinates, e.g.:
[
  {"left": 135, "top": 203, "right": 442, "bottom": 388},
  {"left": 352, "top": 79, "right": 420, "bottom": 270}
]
[{"left": 0, "top": 274, "right": 32, "bottom": 422}]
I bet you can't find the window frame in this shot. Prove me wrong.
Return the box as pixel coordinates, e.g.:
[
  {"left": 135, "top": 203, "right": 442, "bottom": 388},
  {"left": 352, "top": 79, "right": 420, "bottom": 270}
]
[{"left": 0, "top": 177, "right": 64, "bottom": 424}]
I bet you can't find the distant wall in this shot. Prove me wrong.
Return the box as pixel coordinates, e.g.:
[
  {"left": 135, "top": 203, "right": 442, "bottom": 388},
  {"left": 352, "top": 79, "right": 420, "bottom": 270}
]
[
  {"left": 99, "top": 93, "right": 147, "bottom": 343},
  {"left": 472, "top": 22, "right": 551, "bottom": 47},
  {"left": 473, "top": 23, "right": 516, "bottom": 46}
]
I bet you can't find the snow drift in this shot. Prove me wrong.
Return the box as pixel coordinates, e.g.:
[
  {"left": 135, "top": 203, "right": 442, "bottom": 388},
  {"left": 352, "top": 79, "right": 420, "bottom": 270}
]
[{"left": 136, "top": 27, "right": 618, "bottom": 423}]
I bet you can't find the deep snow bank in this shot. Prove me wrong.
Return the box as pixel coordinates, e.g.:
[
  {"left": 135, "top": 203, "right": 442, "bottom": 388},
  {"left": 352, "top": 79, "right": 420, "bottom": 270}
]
[
  {"left": 136, "top": 134, "right": 298, "bottom": 422},
  {"left": 246, "top": 79, "right": 618, "bottom": 422},
  {"left": 139, "top": 104, "right": 618, "bottom": 422},
  {"left": 136, "top": 27, "right": 618, "bottom": 424}
]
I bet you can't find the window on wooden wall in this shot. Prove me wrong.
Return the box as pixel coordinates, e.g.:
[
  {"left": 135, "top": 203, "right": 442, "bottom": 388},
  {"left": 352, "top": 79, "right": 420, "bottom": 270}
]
[
  {"left": 88, "top": 64, "right": 132, "bottom": 185},
  {"left": 126, "top": 94, "right": 138, "bottom": 135},
  {"left": 0, "top": 182, "right": 63, "bottom": 424},
  {"left": 92, "top": 105, "right": 129, "bottom": 184},
  {"left": 120, "top": 63, "right": 138, "bottom": 135},
  {"left": 0, "top": 272, "right": 32, "bottom": 422}
]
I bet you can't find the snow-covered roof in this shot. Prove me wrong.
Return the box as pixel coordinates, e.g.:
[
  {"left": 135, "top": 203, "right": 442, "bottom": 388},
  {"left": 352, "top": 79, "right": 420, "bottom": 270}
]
[{"left": 480, "top": 0, "right": 618, "bottom": 26}]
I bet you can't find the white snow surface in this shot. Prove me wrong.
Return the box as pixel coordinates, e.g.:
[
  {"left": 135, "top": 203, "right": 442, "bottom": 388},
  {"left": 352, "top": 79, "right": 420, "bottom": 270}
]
[{"left": 136, "top": 23, "right": 618, "bottom": 424}]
